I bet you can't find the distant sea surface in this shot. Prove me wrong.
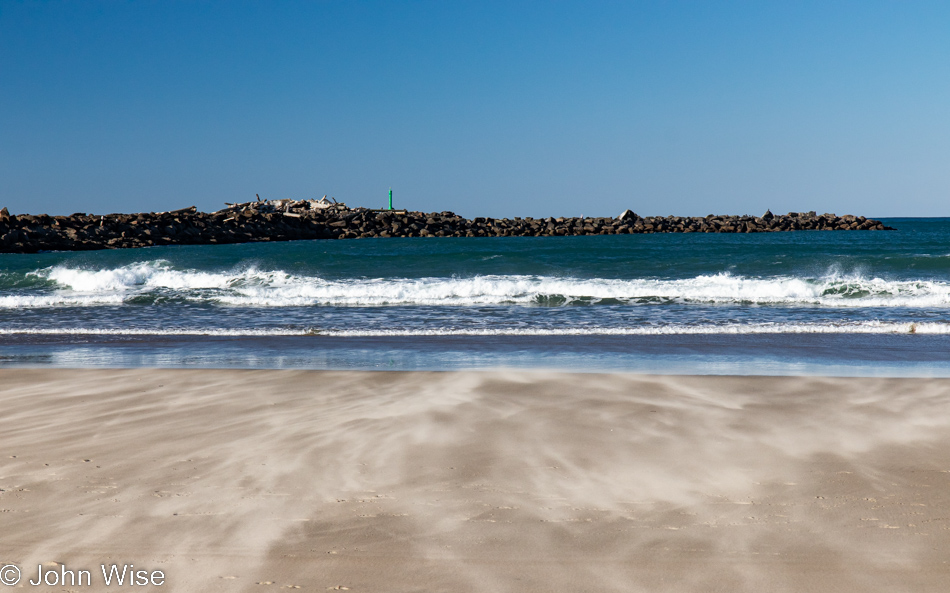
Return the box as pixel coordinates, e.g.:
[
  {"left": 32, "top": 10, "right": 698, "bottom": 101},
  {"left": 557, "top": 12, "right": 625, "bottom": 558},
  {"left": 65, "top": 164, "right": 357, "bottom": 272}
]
[{"left": 2, "top": 218, "right": 949, "bottom": 376}]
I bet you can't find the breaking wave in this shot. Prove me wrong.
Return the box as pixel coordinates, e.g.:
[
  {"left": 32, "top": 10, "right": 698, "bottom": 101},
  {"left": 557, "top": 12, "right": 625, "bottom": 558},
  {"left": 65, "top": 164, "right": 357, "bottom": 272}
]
[{"left": 3, "top": 260, "right": 950, "bottom": 309}]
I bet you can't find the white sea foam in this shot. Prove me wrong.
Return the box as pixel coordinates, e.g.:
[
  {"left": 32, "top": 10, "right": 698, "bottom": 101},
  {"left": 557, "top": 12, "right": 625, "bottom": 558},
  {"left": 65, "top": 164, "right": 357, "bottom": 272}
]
[
  {"left": 5, "top": 261, "right": 950, "bottom": 309},
  {"left": 1, "top": 321, "right": 948, "bottom": 337},
  {"left": 44, "top": 261, "right": 264, "bottom": 291},
  {"left": 0, "top": 327, "right": 302, "bottom": 336},
  {"left": 323, "top": 321, "right": 950, "bottom": 336},
  {"left": 0, "top": 294, "right": 128, "bottom": 308}
]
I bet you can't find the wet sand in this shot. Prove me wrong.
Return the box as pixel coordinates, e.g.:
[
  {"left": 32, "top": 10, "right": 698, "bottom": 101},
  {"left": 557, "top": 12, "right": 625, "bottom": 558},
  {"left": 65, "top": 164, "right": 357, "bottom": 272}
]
[{"left": 1, "top": 369, "right": 949, "bottom": 592}]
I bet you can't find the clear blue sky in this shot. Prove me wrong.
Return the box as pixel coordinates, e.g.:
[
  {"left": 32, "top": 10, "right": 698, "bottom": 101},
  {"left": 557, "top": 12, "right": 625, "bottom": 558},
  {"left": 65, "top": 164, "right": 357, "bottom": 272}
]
[{"left": 2, "top": 1, "right": 948, "bottom": 218}]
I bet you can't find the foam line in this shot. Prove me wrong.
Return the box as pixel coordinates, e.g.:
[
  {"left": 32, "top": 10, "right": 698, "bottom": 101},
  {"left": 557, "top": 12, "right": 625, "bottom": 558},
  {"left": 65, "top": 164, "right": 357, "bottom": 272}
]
[{"left": 0, "top": 322, "right": 947, "bottom": 337}]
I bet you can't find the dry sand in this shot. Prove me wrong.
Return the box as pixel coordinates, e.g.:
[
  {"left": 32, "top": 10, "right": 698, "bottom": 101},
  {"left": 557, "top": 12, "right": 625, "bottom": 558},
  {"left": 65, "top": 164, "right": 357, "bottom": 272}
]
[{"left": 1, "top": 369, "right": 949, "bottom": 592}]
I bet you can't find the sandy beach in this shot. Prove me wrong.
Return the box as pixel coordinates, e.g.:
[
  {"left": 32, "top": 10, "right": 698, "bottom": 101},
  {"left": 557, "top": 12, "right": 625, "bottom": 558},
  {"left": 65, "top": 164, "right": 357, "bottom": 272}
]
[{"left": 1, "top": 369, "right": 949, "bottom": 592}]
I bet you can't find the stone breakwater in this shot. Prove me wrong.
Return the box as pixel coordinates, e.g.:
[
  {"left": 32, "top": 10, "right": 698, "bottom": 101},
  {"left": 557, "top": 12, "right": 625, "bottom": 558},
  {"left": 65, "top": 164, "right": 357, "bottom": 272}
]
[{"left": 0, "top": 203, "right": 894, "bottom": 254}]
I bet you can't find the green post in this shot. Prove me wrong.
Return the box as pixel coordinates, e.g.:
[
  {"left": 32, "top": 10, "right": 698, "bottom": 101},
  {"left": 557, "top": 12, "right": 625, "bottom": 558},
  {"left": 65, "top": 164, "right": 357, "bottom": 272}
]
[{"left": 389, "top": 188, "right": 393, "bottom": 210}]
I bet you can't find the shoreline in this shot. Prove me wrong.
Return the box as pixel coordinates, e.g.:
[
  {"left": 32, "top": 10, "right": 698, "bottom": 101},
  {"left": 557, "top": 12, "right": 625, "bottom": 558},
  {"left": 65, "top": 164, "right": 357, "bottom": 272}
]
[
  {"left": 0, "top": 203, "right": 893, "bottom": 253},
  {"left": 2, "top": 368, "right": 949, "bottom": 592},
  {"left": 3, "top": 332, "right": 950, "bottom": 378}
]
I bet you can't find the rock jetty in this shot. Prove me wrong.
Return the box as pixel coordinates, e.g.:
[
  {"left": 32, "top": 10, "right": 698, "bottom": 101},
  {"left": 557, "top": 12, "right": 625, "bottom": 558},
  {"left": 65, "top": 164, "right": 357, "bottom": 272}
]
[{"left": 0, "top": 199, "right": 894, "bottom": 254}]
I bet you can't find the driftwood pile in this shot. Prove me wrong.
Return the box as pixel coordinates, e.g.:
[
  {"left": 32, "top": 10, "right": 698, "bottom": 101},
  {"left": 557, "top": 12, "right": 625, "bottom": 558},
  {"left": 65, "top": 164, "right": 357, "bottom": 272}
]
[{"left": 0, "top": 202, "right": 894, "bottom": 254}]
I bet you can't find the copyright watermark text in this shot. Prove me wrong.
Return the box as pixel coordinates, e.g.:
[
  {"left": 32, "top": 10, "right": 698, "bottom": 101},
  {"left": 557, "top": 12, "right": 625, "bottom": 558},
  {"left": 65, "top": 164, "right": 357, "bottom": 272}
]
[{"left": 0, "top": 563, "right": 164, "bottom": 587}]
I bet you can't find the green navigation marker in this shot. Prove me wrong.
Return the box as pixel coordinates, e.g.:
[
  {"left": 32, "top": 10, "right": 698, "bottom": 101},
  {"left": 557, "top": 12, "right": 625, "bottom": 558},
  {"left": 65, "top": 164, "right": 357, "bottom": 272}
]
[{"left": 389, "top": 188, "right": 393, "bottom": 210}]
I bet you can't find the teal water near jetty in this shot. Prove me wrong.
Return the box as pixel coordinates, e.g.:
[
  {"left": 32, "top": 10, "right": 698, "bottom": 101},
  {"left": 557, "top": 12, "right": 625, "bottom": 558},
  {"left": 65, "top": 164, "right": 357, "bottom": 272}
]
[{"left": 2, "top": 218, "right": 949, "bottom": 375}]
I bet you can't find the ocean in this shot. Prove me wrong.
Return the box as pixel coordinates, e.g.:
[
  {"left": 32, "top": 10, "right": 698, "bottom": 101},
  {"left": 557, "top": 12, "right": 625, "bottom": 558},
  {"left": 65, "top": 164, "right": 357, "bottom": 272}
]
[{"left": 2, "top": 217, "right": 949, "bottom": 376}]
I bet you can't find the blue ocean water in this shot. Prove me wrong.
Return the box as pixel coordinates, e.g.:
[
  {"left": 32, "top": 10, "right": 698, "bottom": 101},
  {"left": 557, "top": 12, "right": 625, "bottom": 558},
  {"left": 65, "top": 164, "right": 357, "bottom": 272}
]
[{"left": 2, "top": 218, "right": 949, "bottom": 375}]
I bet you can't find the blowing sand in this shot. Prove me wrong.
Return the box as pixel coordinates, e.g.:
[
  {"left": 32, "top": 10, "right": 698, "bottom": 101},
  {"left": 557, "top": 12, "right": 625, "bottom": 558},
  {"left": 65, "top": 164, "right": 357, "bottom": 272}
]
[{"left": 1, "top": 369, "right": 949, "bottom": 592}]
